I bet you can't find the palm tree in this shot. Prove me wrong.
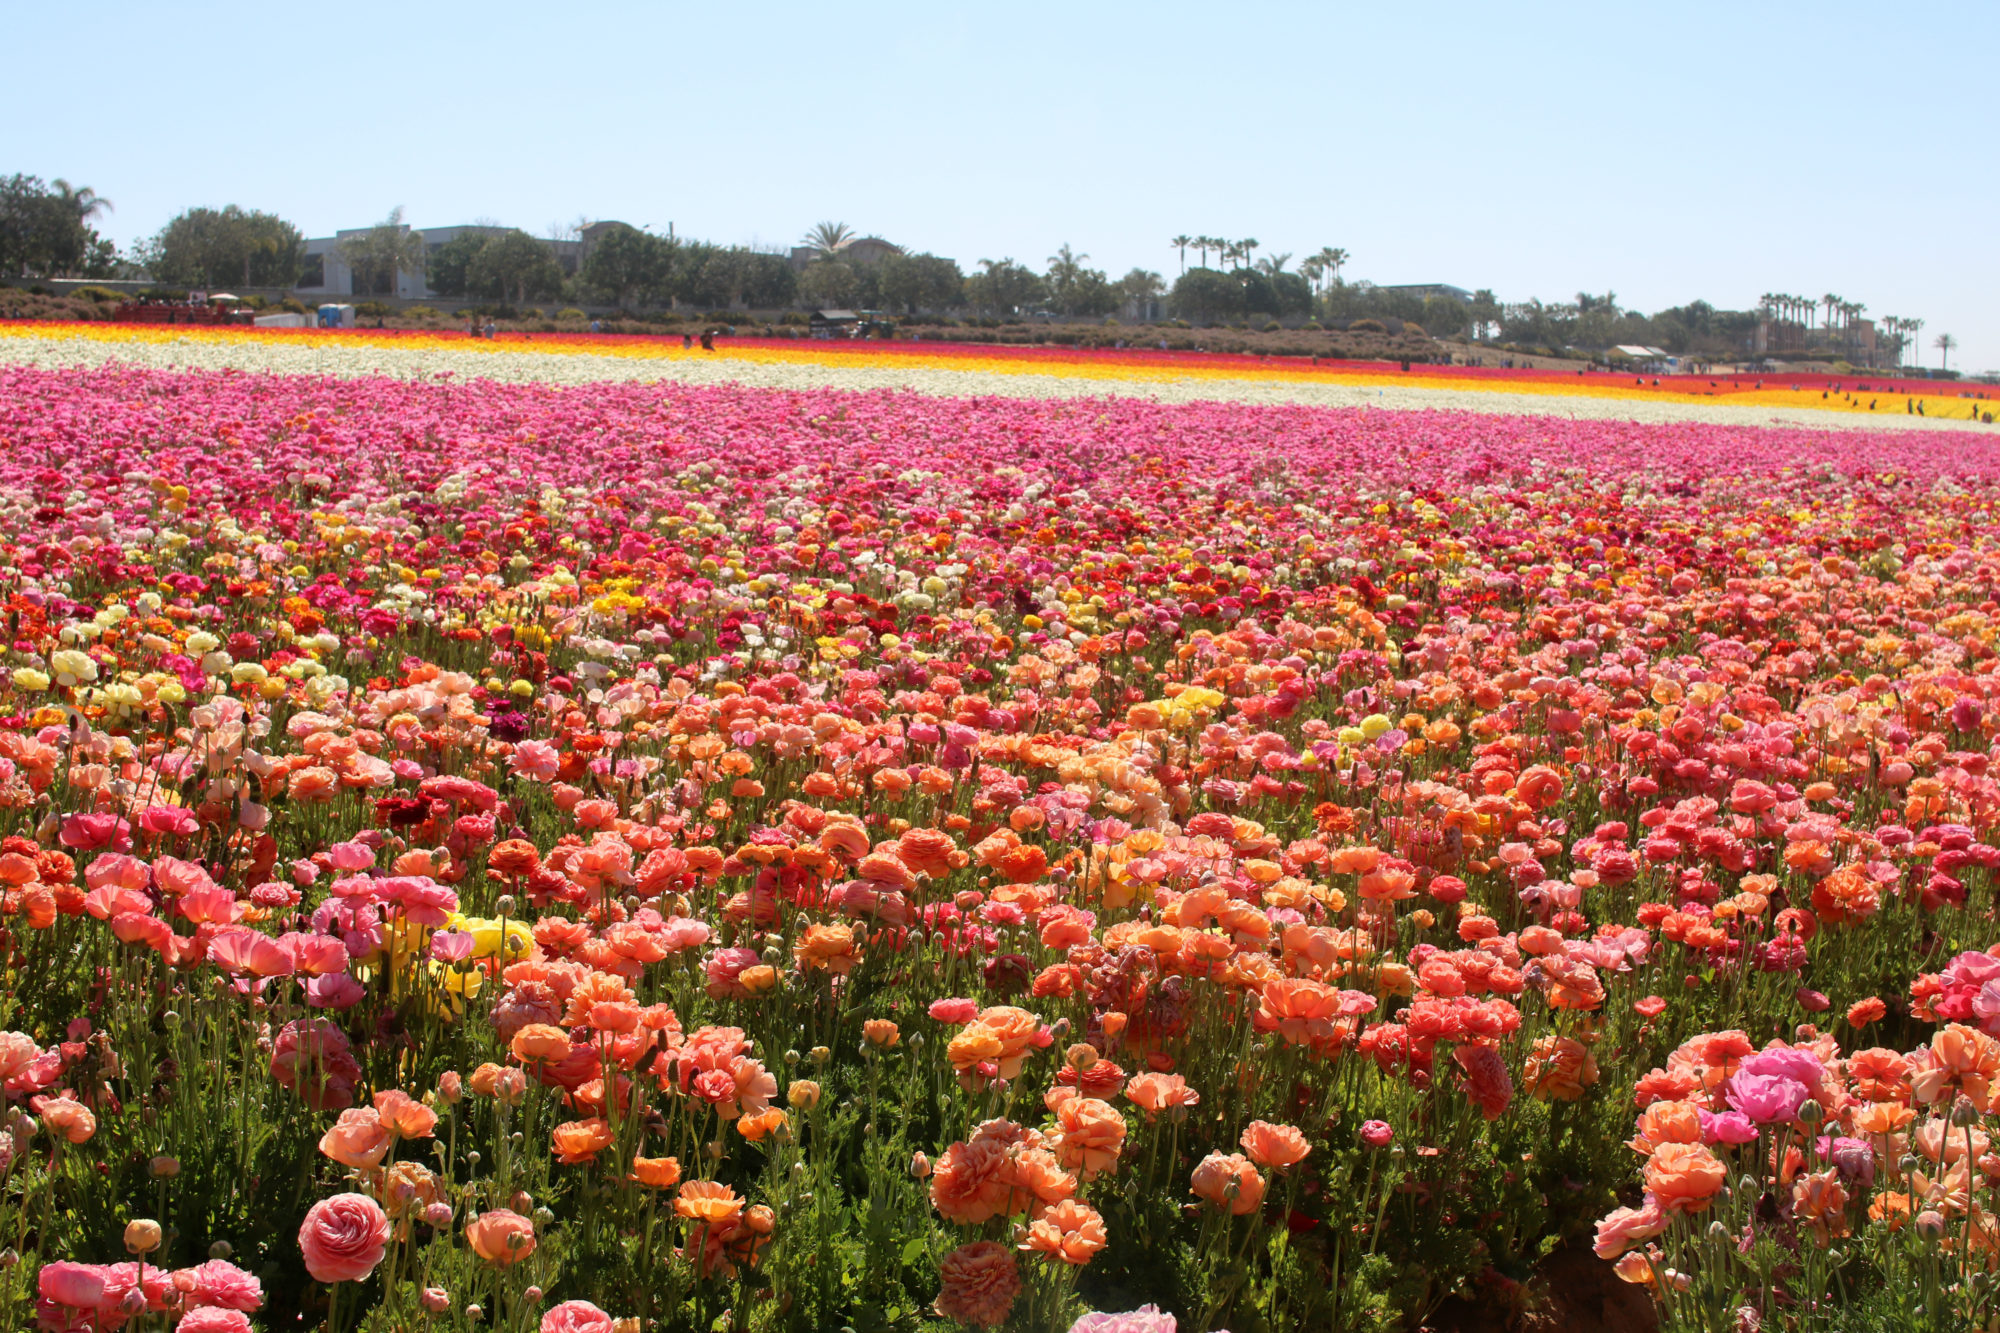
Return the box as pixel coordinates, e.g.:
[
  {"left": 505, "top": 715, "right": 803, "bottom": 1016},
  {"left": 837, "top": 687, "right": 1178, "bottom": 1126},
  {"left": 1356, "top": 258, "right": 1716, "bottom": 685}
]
[
  {"left": 1256, "top": 252, "right": 1292, "bottom": 278},
  {"left": 1317, "top": 246, "right": 1349, "bottom": 286},
  {"left": 50, "top": 179, "right": 112, "bottom": 226},
  {"left": 1822, "top": 294, "right": 1841, "bottom": 342},
  {"left": 800, "top": 221, "right": 855, "bottom": 260},
  {"left": 1934, "top": 333, "right": 1957, "bottom": 371},
  {"left": 1299, "top": 255, "right": 1325, "bottom": 295},
  {"left": 1170, "top": 235, "right": 1192, "bottom": 275},
  {"left": 337, "top": 206, "right": 428, "bottom": 298},
  {"left": 1193, "top": 236, "right": 1215, "bottom": 268},
  {"left": 1237, "top": 238, "right": 1259, "bottom": 271}
]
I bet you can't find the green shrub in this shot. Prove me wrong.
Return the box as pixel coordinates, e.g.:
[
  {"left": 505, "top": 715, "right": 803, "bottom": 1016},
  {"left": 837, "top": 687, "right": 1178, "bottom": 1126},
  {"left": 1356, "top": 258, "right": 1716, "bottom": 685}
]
[
  {"left": 555, "top": 308, "right": 588, "bottom": 323},
  {"left": 402, "top": 305, "right": 442, "bottom": 322}
]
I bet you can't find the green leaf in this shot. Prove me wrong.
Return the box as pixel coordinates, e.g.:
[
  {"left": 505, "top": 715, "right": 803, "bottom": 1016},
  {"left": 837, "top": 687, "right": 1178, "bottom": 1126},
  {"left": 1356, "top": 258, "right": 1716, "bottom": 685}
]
[{"left": 899, "top": 1237, "right": 927, "bottom": 1267}]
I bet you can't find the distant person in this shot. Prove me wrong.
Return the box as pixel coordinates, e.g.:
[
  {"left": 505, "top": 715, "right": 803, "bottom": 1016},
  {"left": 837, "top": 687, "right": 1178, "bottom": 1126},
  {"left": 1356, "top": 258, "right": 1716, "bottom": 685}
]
[
  {"left": 700, "top": 330, "right": 715, "bottom": 351},
  {"left": 682, "top": 333, "right": 693, "bottom": 349},
  {"left": 590, "top": 318, "right": 602, "bottom": 334},
  {"left": 483, "top": 319, "right": 497, "bottom": 339}
]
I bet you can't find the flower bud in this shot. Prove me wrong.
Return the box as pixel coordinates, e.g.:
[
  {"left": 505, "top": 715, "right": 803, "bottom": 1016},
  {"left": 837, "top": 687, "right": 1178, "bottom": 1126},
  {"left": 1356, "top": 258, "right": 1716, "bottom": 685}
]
[
  {"left": 149, "top": 1156, "right": 181, "bottom": 1179},
  {"left": 1797, "top": 1099, "right": 1824, "bottom": 1125},
  {"left": 421, "top": 1288, "right": 451, "bottom": 1313},
  {"left": 207, "top": 1241, "right": 232, "bottom": 1260},
  {"left": 123, "top": 1220, "right": 162, "bottom": 1256}
]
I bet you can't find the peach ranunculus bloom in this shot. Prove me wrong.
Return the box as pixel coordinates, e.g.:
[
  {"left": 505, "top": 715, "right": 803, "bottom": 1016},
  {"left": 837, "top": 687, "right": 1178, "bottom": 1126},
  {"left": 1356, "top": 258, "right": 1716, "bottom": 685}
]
[
  {"left": 465, "top": 1208, "right": 538, "bottom": 1265},
  {"left": 793, "top": 922, "right": 861, "bottom": 975},
  {"left": 1052, "top": 1096, "right": 1126, "bottom": 1180},
  {"left": 1125, "top": 1072, "right": 1201, "bottom": 1119},
  {"left": 933, "top": 1240, "right": 1021, "bottom": 1329},
  {"left": 372, "top": 1089, "right": 439, "bottom": 1139},
  {"left": 1190, "top": 1151, "right": 1266, "bottom": 1215},
  {"left": 298, "top": 1193, "right": 392, "bottom": 1283},
  {"left": 945, "top": 1006, "right": 1050, "bottom": 1088},
  {"left": 1626, "top": 1099, "right": 1703, "bottom": 1155},
  {"left": 1020, "top": 1198, "right": 1108, "bottom": 1265},
  {"left": 1240, "top": 1120, "right": 1311, "bottom": 1170},
  {"left": 675, "top": 1179, "right": 745, "bottom": 1229},
  {"left": 1522, "top": 1034, "right": 1601, "bottom": 1103},
  {"left": 318, "top": 1107, "right": 392, "bottom": 1170},
  {"left": 1931, "top": 1023, "right": 2000, "bottom": 1108},
  {"left": 1643, "top": 1142, "right": 1727, "bottom": 1214},
  {"left": 552, "top": 1117, "right": 616, "bottom": 1164},
  {"left": 510, "top": 1024, "right": 575, "bottom": 1066},
  {"left": 1592, "top": 1194, "right": 1669, "bottom": 1259},
  {"left": 629, "top": 1155, "right": 682, "bottom": 1189},
  {"left": 37, "top": 1095, "right": 97, "bottom": 1144}
]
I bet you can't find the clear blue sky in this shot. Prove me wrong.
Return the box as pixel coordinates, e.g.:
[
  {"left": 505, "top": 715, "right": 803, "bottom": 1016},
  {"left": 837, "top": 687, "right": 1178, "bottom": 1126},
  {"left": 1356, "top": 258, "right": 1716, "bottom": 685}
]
[{"left": 12, "top": 0, "right": 1997, "bottom": 372}]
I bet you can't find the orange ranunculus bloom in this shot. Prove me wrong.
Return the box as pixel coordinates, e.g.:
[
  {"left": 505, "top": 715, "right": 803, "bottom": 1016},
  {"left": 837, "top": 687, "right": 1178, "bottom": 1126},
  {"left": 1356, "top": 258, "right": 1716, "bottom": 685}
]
[
  {"left": 945, "top": 1006, "right": 1047, "bottom": 1084},
  {"left": 1052, "top": 1096, "right": 1126, "bottom": 1179},
  {"left": 373, "top": 1089, "right": 439, "bottom": 1139},
  {"left": 862, "top": 1019, "right": 900, "bottom": 1048},
  {"left": 469, "top": 1061, "right": 527, "bottom": 1104},
  {"left": 488, "top": 839, "right": 541, "bottom": 877},
  {"left": 1240, "top": 1120, "right": 1311, "bottom": 1170},
  {"left": 1644, "top": 1142, "right": 1727, "bottom": 1214},
  {"left": 1190, "top": 1151, "right": 1265, "bottom": 1215},
  {"left": 1125, "top": 1072, "right": 1200, "bottom": 1118},
  {"left": 1626, "top": 1099, "right": 1702, "bottom": 1155},
  {"left": 1849, "top": 1048, "right": 1912, "bottom": 1103},
  {"left": 464, "top": 1209, "right": 537, "bottom": 1265},
  {"left": 736, "top": 1108, "right": 788, "bottom": 1142},
  {"left": 1852, "top": 1100, "right": 1916, "bottom": 1135},
  {"left": 319, "top": 1107, "right": 392, "bottom": 1169},
  {"left": 1933, "top": 1023, "right": 2000, "bottom": 1108},
  {"left": 1523, "top": 1035, "right": 1600, "bottom": 1103},
  {"left": 551, "top": 1117, "right": 615, "bottom": 1164},
  {"left": 794, "top": 922, "right": 861, "bottom": 975},
  {"left": 630, "top": 1155, "right": 683, "bottom": 1189},
  {"left": 1020, "top": 1198, "right": 1107, "bottom": 1265},
  {"left": 510, "top": 1024, "right": 574, "bottom": 1065},
  {"left": 675, "top": 1179, "right": 745, "bottom": 1227}
]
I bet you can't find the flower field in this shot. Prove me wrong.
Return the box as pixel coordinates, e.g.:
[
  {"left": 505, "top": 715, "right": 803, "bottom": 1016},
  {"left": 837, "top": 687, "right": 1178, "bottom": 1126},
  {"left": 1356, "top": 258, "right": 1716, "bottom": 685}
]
[
  {"left": 3, "top": 322, "right": 1994, "bottom": 432},
  {"left": 2, "top": 332, "right": 2000, "bottom": 1333}
]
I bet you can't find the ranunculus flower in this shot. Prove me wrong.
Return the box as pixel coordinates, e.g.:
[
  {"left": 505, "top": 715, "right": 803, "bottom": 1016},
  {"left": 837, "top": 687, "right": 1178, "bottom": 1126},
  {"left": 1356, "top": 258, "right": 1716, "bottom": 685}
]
[
  {"left": 298, "top": 1192, "right": 391, "bottom": 1282},
  {"left": 465, "top": 1208, "right": 538, "bottom": 1265},
  {"left": 540, "top": 1300, "right": 614, "bottom": 1333}
]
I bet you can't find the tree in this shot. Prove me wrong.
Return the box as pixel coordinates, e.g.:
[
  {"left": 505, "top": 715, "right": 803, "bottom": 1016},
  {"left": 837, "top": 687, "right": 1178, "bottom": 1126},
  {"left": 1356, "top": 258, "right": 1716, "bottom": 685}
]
[
  {"left": 339, "top": 207, "right": 428, "bottom": 297},
  {"left": 876, "top": 252, "right": 965, "bottom": 314},
  {"left": 0, "top": 174, "right": 118, "bottom": 278},
  {"left": 798, "top": 260, "right": 858, "bottom": 309},
  {"left": 425, "top": 232, "right": 495, "bottom": 299},
  {"left": 1168, "top": 268, "right": 1232, "bottom": 322},
  {"left": 1935, "top": 333, "right": 1957, "bottom": 371},
  {"left": 1118, "top": 268, "right": 1165, "bottom": 313},
  {"left": 1169, "top": 235, "right": 1191, "bottom": 275},
  {"left": 581, "top": 223, "right": 671, "bottom": 309},
  {"left": 800, "top": 221, "right": 854, "bottom": 261},
  {"left": 143, "top": 205, "right": 304, "bottom": 289},
  {"left": 965, "top": 259, "right": 1044, "bottom": 318},
  {"left": 466, "top": 229, "right": 564, "bottom": 306}
]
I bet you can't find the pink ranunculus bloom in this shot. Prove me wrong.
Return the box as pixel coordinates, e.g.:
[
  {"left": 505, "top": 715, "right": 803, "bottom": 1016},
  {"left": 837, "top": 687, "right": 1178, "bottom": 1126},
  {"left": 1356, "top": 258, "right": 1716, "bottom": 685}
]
[
  {"left": 1699, "top": 1109, "right": 1761, "bottom": 1145},
  {"left": 1068, "top": 1304, "right": 1181, "bottom": 1332},
  {"left": 176, "top": 1309, "right": 252, "bottom": 1333},
  {"left": 305, "top": 974, "right": 367, "bottom": 1009},
  {"left": 929, "top": 997, "right": 980, "bottom": 1025},
  {"left": 298, "top": 1192, "right": 391, "bottom": 1283},
  {"left": 509, "top": 740, "right": 561, "bottom": 781},
  {"left": 38, "top": 1262, "right": 107, "bottom": 1310},
  {"left": 59, "top": 813, "right": 131, "bottom": 852},
  {"left": 1724, "top": 1071, "right": 1810, "bottom": 1125},
  {"left": 540, "top": 1300, "right": 615, "bottom": 1333},
  {"left": 177, "top": 1259, "right": 264, "bottom": 1311}
]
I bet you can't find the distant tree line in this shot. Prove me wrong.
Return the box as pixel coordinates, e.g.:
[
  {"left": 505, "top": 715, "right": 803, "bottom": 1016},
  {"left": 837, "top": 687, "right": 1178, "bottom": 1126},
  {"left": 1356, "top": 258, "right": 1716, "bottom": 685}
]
[
  {"left": 2, "top": 176, "right": 1941, "bottom": 364},
  {"left": 0, "top": 176, "right": 119, "bottom": 279}
]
